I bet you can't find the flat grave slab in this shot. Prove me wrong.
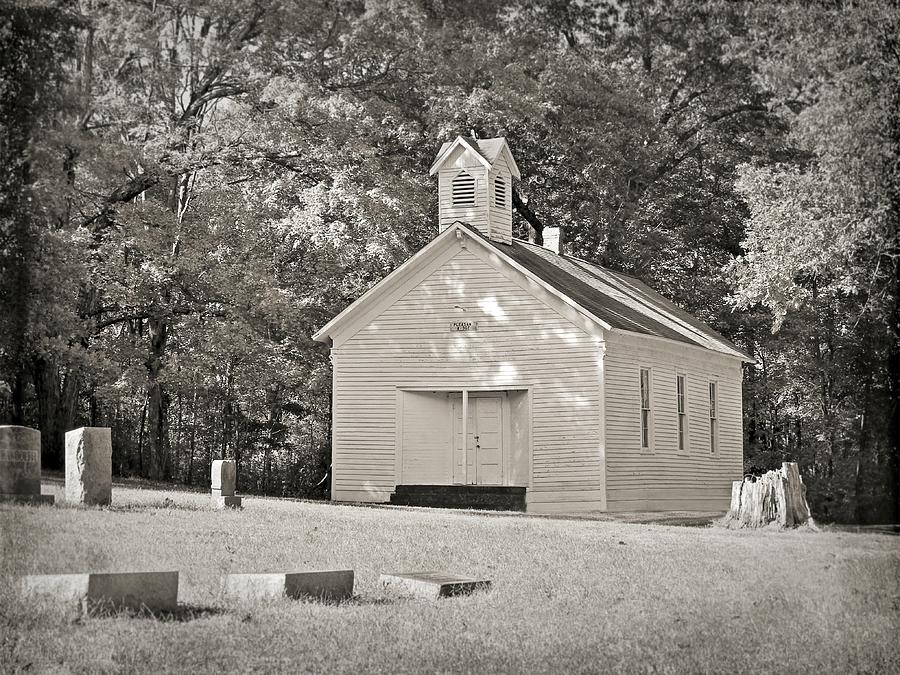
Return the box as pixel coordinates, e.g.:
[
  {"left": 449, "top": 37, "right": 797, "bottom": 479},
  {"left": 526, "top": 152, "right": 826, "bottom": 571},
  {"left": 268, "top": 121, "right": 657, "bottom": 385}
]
[
  {"left": 380, "top": 572, "right": 492, "bottom": 599},
  {"left": 222, "top": 570, "right": 354, "bottom": 603},
  {"left": 22, "top": 571, "right": 179, "bottom": 614}
]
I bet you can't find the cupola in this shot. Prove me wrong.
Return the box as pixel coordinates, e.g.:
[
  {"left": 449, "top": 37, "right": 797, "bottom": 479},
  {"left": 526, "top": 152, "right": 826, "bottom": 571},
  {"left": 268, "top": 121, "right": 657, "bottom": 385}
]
[{"left": 429, "top": 136, "right": 521, "bottom": 244}]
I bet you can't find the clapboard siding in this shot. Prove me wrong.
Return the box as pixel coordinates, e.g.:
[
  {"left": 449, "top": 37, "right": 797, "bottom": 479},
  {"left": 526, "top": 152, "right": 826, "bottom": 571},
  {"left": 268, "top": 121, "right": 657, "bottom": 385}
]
[
  {"left": 488, "top": 162, "right": 513, "bottom": 244},
  {"left": 331, "top": 245, "right": 604, "bottom": 511},
  {"left": 603, "top": 330, "right": 743, "bottom": 511}
]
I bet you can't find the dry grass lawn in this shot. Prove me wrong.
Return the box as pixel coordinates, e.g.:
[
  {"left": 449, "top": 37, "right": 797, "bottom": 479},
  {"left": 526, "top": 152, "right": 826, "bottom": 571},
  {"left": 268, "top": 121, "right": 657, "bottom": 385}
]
[{"left": 1, "top": 480, "right": 898, "bottom": 674}]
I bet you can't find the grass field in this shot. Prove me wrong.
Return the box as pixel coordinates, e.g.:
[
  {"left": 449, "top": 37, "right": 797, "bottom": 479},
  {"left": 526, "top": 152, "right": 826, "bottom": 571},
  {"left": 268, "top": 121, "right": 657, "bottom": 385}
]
[{"left": 1, "top": 481, "right": 898, "bottom": 674}]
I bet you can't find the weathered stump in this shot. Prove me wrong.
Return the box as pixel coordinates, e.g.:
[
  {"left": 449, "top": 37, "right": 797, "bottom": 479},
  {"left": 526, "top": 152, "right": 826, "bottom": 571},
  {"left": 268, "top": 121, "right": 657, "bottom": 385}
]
[{"left": 723, "top": 462, "right": 816, "bottom": 529}]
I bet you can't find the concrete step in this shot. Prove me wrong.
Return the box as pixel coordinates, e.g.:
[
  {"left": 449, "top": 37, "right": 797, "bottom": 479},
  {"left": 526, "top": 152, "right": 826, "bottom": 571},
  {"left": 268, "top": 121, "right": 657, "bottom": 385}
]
[{"left": 389, "top": 485, "right": 526, "bottom": 511}]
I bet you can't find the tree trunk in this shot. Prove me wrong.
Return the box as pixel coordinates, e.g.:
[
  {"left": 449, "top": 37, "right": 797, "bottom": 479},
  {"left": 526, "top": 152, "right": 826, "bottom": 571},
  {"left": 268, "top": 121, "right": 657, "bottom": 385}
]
[
  {"left": 264, "top": 384, "right": 283, "bottom": 495},
  {"left": 725, "top": 463, "right": 815, "bottom": 529},
  {"left": 33, "top": 357, "right": 79, "bottom": 470},
  {"left": 11, "top": 369, "right": 27, "bottom": 425},
  {"left": 137, "top": 393, "right": 148, "bottom": 476},
  {"left": 186, "top": 385, "right": 198, "bottom": 485},
  {"left": 145, "top": 316, "right": 169, "bottom": 479},
  {"left": 888, "top": 283, "right": 900, "bottom": 524}
]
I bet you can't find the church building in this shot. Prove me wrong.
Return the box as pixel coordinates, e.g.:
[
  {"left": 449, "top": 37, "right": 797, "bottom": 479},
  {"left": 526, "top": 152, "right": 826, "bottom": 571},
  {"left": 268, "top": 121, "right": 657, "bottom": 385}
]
[{"left": 313, "top": 136, "right": 750, "bottom": 514}]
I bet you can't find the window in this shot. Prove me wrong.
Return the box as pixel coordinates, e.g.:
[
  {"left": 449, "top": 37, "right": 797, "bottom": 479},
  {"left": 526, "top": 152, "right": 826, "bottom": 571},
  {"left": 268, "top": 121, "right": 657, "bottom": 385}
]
[
  {"left": 676, "top": 374, "right": 687, "bottom": 452},
  {"left": 640, "top": 368, "right": 651, "bottom": 450},
  {"left": 494, "top": 175, "right": 506, "bottom": 207},
  {"left": 709, "top": 380, "right": 718, "bottom": 453},
  {"left": 452, "top": 171, "right": 476, "bottom": 206}
]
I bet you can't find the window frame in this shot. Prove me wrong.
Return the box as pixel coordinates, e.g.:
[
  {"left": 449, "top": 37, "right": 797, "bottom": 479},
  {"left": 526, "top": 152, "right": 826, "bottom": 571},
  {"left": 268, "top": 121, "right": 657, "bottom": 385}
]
[
  {"left": 676, "top": 372, "right": 688, "bottom": 454},
  {"left": 708, "top": 378, "right": 718, "bottom": 455},
  {"left": 639, "top": 367, "right": 653, "bottom": 452}
]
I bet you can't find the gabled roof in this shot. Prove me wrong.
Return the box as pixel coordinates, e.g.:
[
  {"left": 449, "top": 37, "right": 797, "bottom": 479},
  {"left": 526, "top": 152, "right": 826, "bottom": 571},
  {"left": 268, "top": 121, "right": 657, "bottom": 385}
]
[
  {"left": 429, "top": 136, "right": 521, "bottom": 179},
  {"left": 477, "top": 233, "right": 751, "bottom": 360},
  {"left": 313, "top": 222, "right": 751, "bottom": 361}
]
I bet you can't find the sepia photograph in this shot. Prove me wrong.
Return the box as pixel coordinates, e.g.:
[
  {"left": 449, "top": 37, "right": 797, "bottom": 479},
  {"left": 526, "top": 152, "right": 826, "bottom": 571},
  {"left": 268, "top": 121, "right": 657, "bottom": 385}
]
[{"left": 1, "top": 0, "right": 898, "bottom": 672}]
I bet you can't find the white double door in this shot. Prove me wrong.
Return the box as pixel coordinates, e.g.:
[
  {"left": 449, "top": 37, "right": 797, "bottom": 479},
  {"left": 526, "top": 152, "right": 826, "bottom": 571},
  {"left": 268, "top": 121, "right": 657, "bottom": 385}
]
[{"left": 451, "top": 394, "right": 503, "bottom": 485}]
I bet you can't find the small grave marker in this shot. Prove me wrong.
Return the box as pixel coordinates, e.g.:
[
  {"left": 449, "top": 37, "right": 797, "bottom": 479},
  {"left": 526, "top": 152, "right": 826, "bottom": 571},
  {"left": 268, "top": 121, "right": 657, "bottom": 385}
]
[
  {"left": 222, "top": 571, "right": 354, "bottom": 602},
  {"left": 380, "top": 571, "right": 491, "bottom": 599},
  {"left": 22, "top": 571, "right": 178, "bottom": 614}
]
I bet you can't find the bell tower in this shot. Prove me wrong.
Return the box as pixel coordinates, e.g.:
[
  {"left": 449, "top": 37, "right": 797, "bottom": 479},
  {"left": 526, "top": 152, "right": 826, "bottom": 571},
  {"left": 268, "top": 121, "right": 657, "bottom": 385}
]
[{"left": 429, "top": 136, "right": 521, "bottom": 244}]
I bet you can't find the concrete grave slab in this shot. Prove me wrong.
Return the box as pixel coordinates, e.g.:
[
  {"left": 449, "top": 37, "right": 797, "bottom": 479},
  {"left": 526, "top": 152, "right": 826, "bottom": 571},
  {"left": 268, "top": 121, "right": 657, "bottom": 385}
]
[
  {"left": 222, "top": 570, "right": 354, "bottom": 603},
  {"left": 65, "top": 427, "right": 112, "bottom": 506},
  {"left": 380, "top": 572, "right": 492, "bottom": 599},
  {"left": 22, "top": 571, "right": 178, "bottom": 614},
  {"left": 0, "top": 425, "right": 54, "bottom": 504}
]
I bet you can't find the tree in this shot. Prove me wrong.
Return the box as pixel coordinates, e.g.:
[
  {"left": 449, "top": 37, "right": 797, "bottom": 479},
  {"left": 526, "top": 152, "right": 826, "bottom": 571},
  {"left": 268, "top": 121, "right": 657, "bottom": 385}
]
[{"left": 728, "top": 0, "right": 900, "bottom": 521}]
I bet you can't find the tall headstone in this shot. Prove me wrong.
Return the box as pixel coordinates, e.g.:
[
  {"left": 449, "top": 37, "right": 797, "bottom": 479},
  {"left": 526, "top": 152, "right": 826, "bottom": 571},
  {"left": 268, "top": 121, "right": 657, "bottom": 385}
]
[
  {"left": 211, "top": 459, "right": 241, "bottom": 508},
  {"left": 0, "top": 425, "right": 54, "bottom": 504},
  {"left": 65, "top": 427, "right": 112, "bottom": 506}
]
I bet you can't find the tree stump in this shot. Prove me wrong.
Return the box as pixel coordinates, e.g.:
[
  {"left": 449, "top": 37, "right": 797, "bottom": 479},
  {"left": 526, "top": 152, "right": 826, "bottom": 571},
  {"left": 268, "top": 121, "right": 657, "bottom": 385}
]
[{"left": 723, "top": 462, "right": 816, "bottom": 529}]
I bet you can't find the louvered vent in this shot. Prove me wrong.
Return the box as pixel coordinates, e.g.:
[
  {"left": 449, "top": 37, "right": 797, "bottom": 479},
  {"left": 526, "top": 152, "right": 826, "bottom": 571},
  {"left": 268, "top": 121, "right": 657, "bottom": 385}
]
[
  {"left": 452, "top": 171, "right": 476, "bottom": 206},
  {"left": 494, "top": 175, "right": 506, "bottom": 207}
]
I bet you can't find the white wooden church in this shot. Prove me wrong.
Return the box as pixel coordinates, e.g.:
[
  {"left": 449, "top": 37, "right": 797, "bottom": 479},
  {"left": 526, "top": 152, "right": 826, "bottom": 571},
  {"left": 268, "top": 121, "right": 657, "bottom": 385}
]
[{"left": 314, "top": 136, "right": 751, "bottom": 514}]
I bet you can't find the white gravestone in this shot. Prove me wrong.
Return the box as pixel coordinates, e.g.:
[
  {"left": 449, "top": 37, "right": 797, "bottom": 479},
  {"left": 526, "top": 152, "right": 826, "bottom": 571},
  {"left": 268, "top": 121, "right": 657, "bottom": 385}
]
[
  {"left": 65, "top": 427, "right": 112, "bottom": 506},
  {"left": 0, "top": 425, "right": 54, "bottom": 504},
  {"left": 211, "top": 459, "right": 241, "bottom": 508}
]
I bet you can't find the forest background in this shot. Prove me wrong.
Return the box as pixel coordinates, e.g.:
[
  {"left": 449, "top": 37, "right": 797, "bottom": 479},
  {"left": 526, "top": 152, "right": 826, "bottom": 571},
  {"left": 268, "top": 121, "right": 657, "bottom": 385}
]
[{"left": 1, "top": 0, "right": 897, "bottom": 523}]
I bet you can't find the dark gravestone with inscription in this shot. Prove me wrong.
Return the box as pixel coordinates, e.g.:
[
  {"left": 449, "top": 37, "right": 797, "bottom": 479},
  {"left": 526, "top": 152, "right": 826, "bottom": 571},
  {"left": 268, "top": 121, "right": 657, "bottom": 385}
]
[{"left": 0, "top": 426, "right": 54, "bottom": 504}]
